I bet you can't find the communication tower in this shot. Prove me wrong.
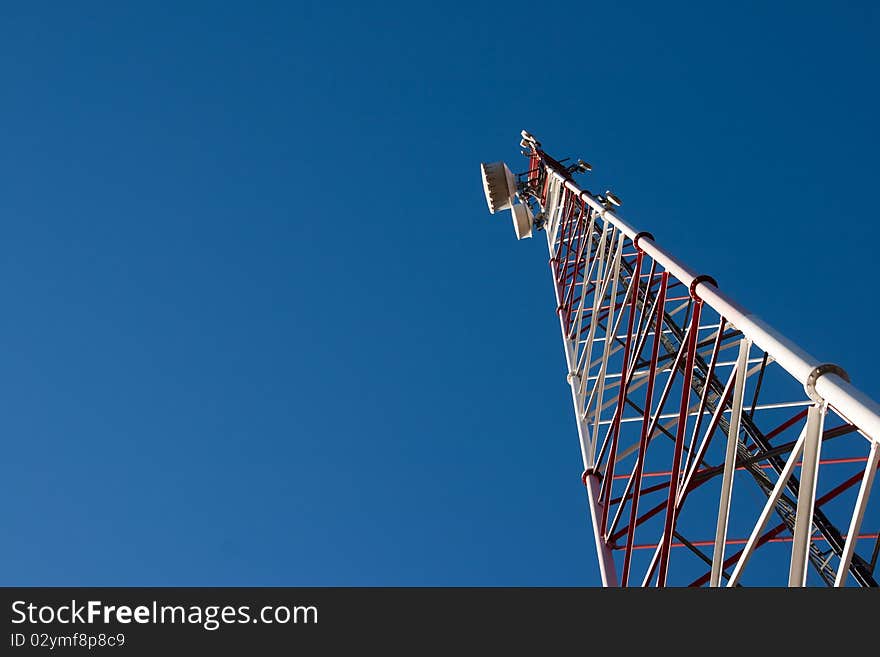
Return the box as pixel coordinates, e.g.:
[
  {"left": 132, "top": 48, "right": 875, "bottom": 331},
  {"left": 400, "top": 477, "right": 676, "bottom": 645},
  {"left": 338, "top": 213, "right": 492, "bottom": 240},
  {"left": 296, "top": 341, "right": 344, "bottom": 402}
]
[{"left": 481, "top": 132, "right": 880, "bottom": 586}]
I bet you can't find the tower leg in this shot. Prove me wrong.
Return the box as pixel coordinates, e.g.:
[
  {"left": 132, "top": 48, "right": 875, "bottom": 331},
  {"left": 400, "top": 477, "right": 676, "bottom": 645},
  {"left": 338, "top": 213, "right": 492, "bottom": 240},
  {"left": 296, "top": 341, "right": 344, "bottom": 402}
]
[{"left": 585, "top": 472, "right": 618, "bottom": 587}]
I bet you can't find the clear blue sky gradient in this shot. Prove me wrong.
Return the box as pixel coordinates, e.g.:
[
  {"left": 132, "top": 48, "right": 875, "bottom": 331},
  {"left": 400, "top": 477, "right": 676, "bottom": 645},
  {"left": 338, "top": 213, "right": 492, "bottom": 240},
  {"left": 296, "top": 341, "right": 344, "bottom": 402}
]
[{"left": 1, "top": 2, "right": 877, "bottom": 585}]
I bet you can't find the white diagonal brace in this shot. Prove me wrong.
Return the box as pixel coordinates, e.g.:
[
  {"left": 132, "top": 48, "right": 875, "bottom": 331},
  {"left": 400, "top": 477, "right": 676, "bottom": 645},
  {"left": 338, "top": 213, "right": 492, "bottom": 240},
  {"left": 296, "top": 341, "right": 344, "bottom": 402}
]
[
  {"left": 727, "top": 422, "right": 808, "bottom": 586},
  {"left": 788, "top": 403, "right": 825, "bottom": 586},
  {"left": 833, "top": 440, "right": 879, "bottom": 586},
  {"left": 710, "top": 338, "right": 751, "bottom": 586}
]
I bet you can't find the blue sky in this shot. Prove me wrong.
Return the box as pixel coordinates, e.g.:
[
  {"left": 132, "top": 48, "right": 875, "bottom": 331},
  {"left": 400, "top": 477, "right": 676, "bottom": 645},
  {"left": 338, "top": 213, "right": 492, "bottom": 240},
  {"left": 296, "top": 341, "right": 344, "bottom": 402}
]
[{"left": 1, "top": 2, "right": 877, "bottom": 585}]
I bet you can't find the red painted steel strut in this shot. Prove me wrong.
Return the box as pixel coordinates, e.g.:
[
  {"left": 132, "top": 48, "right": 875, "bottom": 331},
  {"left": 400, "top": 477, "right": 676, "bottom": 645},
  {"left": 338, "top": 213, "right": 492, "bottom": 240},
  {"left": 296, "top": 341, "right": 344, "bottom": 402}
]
[
  {"left": 632, "top": 533, "right": 880, "bottom": 551},
  {"left": 656, "top": 296, "right": 704, "bottom": 585},
  {"left": 621, "top": 272, "right": 668, "bottom": 585},
  {"left": 600, "top": 252, "right": 645, "bottom": 541}
]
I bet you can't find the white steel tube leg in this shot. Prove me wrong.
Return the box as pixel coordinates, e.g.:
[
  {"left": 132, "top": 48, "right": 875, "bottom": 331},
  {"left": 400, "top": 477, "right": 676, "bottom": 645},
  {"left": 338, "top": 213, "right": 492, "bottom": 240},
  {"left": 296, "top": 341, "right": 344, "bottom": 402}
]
[
  {"left": 833, "top": 440, "right": 880, "bottom": 586},
  {"left": 789, "top": 403, "right": 826, "bottom": 587},
  {"left": 727, "top": 425, "right": 808, "bottom": 586},
  {"left": 710, "top": 338, "right": 750, "bottom": 586},
  {"left": 542, "top": 203, "right": 618, "bottom": 587},
  {"left": 585, "top": 472, "right": 619, "bottom": 586}
]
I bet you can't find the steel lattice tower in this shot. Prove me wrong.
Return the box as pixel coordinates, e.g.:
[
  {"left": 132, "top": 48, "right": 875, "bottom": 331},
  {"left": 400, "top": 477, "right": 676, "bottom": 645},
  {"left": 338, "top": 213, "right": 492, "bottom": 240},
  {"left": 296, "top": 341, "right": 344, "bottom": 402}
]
[{"left": 481, "top": 132, "right": 880, "bottom": 586}]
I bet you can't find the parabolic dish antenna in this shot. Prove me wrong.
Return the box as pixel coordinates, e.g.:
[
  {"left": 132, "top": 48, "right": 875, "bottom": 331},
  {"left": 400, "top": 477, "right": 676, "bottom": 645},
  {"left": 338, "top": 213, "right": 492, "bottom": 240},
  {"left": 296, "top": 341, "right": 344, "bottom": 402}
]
[{"left": 480, "top": 161, "right": 533, "bottom": 240}]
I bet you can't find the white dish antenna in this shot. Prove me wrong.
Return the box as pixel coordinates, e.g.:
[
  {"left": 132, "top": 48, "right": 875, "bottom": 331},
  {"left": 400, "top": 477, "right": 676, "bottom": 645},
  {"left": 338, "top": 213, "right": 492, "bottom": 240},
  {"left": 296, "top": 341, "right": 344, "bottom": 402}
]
[
  {"left": 511, "top": 203, "right": 533, "bottom": 240},
  {"left": 480, "top": 161, "right": 516, "bottom": 214},
  {"left": 480, "top": 161, "right": 533, "bottom": 240}
]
